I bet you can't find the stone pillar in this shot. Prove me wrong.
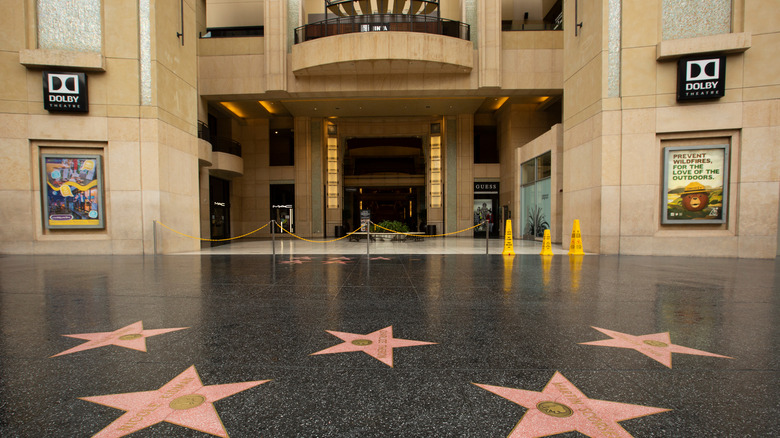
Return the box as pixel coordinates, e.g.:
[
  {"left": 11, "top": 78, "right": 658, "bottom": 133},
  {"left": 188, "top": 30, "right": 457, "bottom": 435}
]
[
  {"left": 456, "top": 114, "right": 475, "bottom": 235},
  {"left": 561, "top": 0, "right": 621, "bottom": 254},
  {"left": 294, "top": 117, "right": 313, "bottom": 236},
  {"left": 264, "top": 0, "right": 288, "bottom": 91},
  {"left": 478, "top": 0, "right": 501, "bottom": 88}
]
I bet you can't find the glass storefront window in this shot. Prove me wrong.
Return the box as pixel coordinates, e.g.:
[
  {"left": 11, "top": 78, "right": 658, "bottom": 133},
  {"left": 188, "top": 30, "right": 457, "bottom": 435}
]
[
  {"left": 520, "top": 152, "right": 552, "bottom": 239},
  {"left": 521, "top": 160, "right": 536, "bottom": 185}
]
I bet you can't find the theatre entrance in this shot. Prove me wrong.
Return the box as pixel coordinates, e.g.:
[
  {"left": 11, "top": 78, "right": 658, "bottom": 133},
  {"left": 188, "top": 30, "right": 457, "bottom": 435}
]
[
  {"left": 343, "top": 187, "right": 425, "bottom": 232},
  {"left": 342, "top": 136, "right": 427, "bottom": 232}
]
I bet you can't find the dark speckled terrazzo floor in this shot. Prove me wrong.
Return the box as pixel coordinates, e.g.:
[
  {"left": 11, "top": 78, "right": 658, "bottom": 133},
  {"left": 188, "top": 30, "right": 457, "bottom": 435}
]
[{"left": 0, "top": 254, "right": 777, "bottom": 437}]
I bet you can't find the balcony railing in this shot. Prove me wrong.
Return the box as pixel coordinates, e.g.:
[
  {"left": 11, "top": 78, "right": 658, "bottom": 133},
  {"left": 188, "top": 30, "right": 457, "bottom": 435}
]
[
  {"left": 200, "top": 26, "right": 264, "bottom": 38},
  {"left": 294, "top": 14, "right": 469, "bottom": 44},
  {"left": 211, "top": 136, "right": 242, "bottom": 157},
  {"left": 197, "top": 121, "right": 210, "bottom": 141}
]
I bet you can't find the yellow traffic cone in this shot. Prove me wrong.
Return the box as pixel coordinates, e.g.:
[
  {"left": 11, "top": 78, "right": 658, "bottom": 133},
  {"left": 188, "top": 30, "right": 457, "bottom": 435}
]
[
  {"left": 540, "top": 229, "right": 553, "bottom": 256},
  {"left": 568, "top": 219, "right": 585, "bottom": 255},
  {"left": 502, "top": 219, "right": 515, "bottom": 256}
]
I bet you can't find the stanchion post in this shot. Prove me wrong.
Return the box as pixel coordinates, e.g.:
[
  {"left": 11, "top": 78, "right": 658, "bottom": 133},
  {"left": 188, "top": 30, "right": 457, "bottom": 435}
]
[
  {"left": 486, "top": 221, "right": 489, "bottom": 254},
  {"left": 153, "top": 220, "right": 158, "bottom": 255},
  {"left": 271, "top": 220, "right": 276, "bottom": 256},
  {"left": 366, "top": 221, "right": 371, "bottom": 256}
]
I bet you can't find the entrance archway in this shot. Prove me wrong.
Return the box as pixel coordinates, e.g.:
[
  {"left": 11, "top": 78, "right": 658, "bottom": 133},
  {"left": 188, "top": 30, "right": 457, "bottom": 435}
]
[{"left": 342, "top": 137, "right": 426, "bottom": 232}]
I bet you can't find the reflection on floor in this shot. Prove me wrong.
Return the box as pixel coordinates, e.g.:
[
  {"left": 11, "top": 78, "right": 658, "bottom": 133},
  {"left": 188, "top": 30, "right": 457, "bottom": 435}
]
[
  {"left": 188, "top": 236, "right": 570, "bottom": 255},
  {"left": 0, "top": 254, "right": 777, "bottom": 437}
]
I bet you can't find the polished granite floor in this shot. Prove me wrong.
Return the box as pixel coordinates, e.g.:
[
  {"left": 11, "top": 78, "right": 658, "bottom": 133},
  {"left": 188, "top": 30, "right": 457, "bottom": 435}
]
[{"left": 0, "top": 253, "right": 777, "bottom": 437}]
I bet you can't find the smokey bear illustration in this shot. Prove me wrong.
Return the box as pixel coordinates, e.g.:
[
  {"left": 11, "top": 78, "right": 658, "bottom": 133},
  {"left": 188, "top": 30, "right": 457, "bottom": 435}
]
[{"left": 680, "top": 182, "right": 710, "bottom": 212}]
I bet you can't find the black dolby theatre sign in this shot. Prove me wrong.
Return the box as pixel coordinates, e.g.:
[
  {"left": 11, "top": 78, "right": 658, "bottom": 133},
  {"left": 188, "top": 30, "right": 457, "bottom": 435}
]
[
  {"left": 43, "top": 71, "right": 89, "bottom": 112},
  {"left": 677, "top": 55, "right": 726, "bottom": 101}
]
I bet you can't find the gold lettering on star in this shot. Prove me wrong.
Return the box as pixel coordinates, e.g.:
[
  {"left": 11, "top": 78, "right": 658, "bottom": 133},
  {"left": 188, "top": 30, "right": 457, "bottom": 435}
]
[
  {"left": 552, "top": 382, "right": 584, "bottom": 405},
  {"left": 118, "top": 402, "right": 161, "bottom": 431},
  {"left": 579, "top": 407, "right": 621, "bottom": 437},
  {"left": 643, "top": 340, "right": 668, "bottom": 348},
  {"left": 352, "top": 339, "right": 372, "bottom": 346},
  {"left": 537, "top": 401, "right": 573, "bottom": 417},
  {"left": 376, "top": 330, "right": 389, "bottom": 358},
  {"left": 161, "top": 377, "right": 195, "bottom": 399},
  {"left": 119, "top": 334, "right": 143, "bottom": 340},
  {"left": 169, "top": 394, "right": 206, "bottom": 410}
]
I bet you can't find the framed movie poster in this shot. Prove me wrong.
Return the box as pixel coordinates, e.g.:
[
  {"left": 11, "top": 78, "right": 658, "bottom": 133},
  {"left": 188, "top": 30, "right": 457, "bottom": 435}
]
[
  {"left": 41, "top": 154, "right": 105, "bottom": 229},
  {"left": 474, "top": 199, "right": 493, "bottom": 232},
  {"left": 662, "top": 145, "right": 728, "bottom": 224}
]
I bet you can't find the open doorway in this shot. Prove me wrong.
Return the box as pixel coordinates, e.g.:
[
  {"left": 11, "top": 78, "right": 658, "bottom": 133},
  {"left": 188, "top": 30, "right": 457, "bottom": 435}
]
[
  {"left": 209, "top": 176, "right": 230, "bottom": 244},
  {"left": 270, "top": 184, "right": 295, "bottom": 233}
]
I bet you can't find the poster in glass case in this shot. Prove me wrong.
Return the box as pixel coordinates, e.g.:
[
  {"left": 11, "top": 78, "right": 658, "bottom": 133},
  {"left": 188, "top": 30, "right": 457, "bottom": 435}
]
[
  {"left": 663, "top": 145, "right": 728, "bottom": 224},
  {"left": 41, "top": 154, "right": 104, "bottom": 229}
]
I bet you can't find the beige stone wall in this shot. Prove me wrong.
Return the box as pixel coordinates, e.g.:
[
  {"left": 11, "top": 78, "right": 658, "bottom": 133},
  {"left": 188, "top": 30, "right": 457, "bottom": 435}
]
[
  {"left": 0, "top": 0, "right": 200, "bottom": 254},
  {"left": 562, "top": 0, "right": 779, "bottom": 258},
  {"left": 501, "top": 31, "right": 563, "bottom": 90},
  {"left": 207, "top": 0, "right": 264, "bottom": 28}
]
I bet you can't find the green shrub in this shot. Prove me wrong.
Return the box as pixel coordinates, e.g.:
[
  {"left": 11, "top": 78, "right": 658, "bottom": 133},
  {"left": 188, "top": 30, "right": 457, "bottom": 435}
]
[{"left": 372, "top": 220, "right": 409, "bottom": 233}]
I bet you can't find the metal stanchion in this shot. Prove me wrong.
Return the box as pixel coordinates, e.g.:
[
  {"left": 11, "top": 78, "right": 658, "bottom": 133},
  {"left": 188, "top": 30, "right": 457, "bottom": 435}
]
[
  {"left": 366, "top": 221, "right": 370, "bottom": 256},
  {"left": 486, "top": 221, "right": 489, "bottom": 255},
  {"left": 153, "top": 220, "right": 158, "bottom": 255},
  {"left": 271, "top": 220, "right": 276, "bottom": 257}
]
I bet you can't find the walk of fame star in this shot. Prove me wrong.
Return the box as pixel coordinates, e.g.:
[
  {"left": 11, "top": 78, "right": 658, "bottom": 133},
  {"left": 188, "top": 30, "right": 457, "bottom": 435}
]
[
  {"left": 311, "top": 326, "right": 436, "bottom": 367},
  {"left": 52, "top": 321, "right": 188, "bottom": 357},
  {"left": 580, "top": 326, "right": 733, "bottom": 368},
  {"left": 474, "top": 371, "right": 669, "bottom": 438},
  {"left": 81, "top": 365, "right": 268, "bottom": 438}
]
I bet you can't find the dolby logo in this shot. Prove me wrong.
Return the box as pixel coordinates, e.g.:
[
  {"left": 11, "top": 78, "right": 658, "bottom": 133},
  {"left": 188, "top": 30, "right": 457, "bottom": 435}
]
[
  {"left": 677, "top": 55, "right": 726, "bottom": 102},
  {"left": 686, "top": 59, "right": 720, "bottom": 81},
  {"left": 43, "top": 71, "right": 89, "bottom": 113},
  {"left": 48, "top": 73, "right": 80, "bottom": 94}
]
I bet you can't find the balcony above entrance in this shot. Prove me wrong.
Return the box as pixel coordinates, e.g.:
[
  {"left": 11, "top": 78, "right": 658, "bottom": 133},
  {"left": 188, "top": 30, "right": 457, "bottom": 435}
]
[{"left": 292, "top": 0, "right": 471, "bottom": 76}]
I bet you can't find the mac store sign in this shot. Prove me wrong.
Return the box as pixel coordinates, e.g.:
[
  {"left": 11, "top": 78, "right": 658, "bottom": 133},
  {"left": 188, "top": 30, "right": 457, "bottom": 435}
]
[{"left": 43, "top": 71, "right": 89, "bottom": 112}]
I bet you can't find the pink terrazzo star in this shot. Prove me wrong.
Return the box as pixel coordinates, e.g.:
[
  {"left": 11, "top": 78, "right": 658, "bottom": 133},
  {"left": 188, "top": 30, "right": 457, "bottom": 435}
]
[
  {"left": 81, "top": 365, "right": 268, "bottom": 438},
  {"left": 52, "top": 321, "right": 188, "bottom": 357},
  {"left": 370, "top": 257, "right": 391, "bottom": 260},
  {"left": 475, "top": 371, "right": 669, "bottom": 438},
  {"left": 311, "top": 326, "right": 436, "bottom": 367},
  {"left": 323, "top": 260, "right": 350, "bottom": 264},
  {"left": 580, "top": 326, "right": 733, "bottom": 368}
]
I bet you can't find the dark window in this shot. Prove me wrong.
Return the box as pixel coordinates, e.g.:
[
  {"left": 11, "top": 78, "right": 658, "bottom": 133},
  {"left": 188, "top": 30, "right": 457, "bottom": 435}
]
[
  {"left": 474, "top": 126, "right": 499, "bottom": 163},
  {"left": 208, "top": 113, "right": 218, "bottom": 143},
  {"left": 270, "top": 129, "right": 294, "bottom": 166}
]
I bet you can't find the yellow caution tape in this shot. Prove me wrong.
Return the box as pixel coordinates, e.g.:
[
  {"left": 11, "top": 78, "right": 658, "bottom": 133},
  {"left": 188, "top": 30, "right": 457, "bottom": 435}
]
[
  {"left": 276, "top": 223, "right": 364, "bottom": 243},
  {"left": 157, "top": 221, "right": 269, "bottom": 242},
  {"left": 371, "top": 221, "right": 486, "bottom": 237}
]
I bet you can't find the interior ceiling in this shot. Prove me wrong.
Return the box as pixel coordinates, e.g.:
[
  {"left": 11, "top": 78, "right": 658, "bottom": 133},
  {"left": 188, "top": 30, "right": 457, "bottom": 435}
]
[{"left": 215, "top": 95, "right": 557, "bottom": 119}]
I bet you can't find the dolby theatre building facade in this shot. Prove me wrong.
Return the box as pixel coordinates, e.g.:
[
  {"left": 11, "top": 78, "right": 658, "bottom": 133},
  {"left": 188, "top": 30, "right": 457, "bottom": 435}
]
[{"left": 1, "top": 0, "right": 778, "bottom": 258}]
